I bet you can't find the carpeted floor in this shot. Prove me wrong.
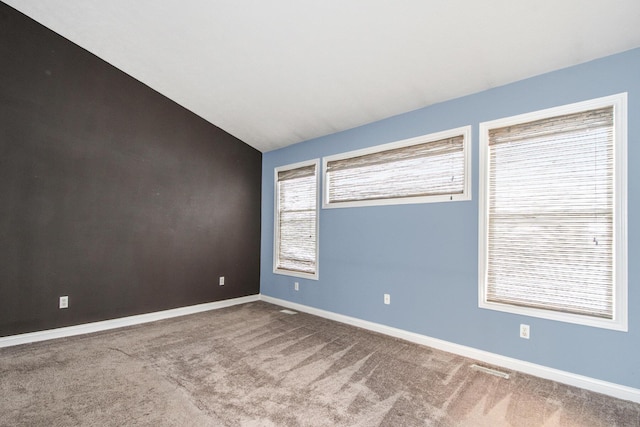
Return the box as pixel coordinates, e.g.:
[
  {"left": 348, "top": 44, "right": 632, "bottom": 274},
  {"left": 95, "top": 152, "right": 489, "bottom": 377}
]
[{"left": 1, "top": 301, "right": 638, "bottom": 426}]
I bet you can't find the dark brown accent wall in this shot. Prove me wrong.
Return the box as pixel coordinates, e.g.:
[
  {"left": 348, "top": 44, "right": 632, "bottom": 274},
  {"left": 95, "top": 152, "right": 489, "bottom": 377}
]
[{"left": 0, "top": 4, "right": 262, "bottom": 337}]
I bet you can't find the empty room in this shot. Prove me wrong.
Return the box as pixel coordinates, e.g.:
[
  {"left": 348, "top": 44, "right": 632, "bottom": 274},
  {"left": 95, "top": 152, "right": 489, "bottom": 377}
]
[{"left": 1, "top": 1, "right": 640, "bottom": 426}]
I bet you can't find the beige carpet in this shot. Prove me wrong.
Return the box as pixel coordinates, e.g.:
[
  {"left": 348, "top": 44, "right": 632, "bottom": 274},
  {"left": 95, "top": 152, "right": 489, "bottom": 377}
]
[{"left": 1, "top": 301, "right": 638, "bottom": 426}]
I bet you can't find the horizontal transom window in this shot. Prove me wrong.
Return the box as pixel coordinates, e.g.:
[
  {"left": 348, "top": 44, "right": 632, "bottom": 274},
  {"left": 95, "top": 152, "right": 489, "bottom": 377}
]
[{"left": 323, "top": 126, "right": 471, "bottom": 208}]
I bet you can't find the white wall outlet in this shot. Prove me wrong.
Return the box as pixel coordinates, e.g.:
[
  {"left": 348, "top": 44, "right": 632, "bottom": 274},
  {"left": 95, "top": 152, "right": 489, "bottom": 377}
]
[
  {"left": 219, "top": 276, "right": 225, "bottom": 286},
  {"left": 59, "top": 296, "right": 69, "bottom": 309},
  {"left": 520, "top": 324, "right": 530, "bottom": 339},
  {"left": 294, "top": 282, "right": 299, "bottom": 291},
  {"left": 384, "top": 293, "right": 390, "bottom": 305}
]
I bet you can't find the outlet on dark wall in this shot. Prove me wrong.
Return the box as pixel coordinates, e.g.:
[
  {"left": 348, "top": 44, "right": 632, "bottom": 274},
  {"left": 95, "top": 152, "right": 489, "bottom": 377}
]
[{"left": 0, "top": 4, "right": 262, "bottom": 337}]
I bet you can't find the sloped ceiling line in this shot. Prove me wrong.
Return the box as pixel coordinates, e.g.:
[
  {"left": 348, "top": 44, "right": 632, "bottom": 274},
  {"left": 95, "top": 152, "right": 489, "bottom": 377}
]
[{"left": 4, "top": 0, "right": 640, "bottom": 152}]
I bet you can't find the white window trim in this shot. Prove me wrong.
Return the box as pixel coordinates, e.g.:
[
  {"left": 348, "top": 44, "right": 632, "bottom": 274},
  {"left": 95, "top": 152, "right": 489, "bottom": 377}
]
[
  {"left": 478, "top": 93, "right": 628, "bottom": 331},
  {"left": 273, "top": 159, "right": 320, "bottom": 280},
  {"left": 322, "top": 126, "right": 472, "bottom": 209}
]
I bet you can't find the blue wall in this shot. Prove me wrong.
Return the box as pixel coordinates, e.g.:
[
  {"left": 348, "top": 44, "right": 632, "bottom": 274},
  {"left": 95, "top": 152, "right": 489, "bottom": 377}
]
[{"left": 261, "top": 48, "right": 640, "bottom": 389}]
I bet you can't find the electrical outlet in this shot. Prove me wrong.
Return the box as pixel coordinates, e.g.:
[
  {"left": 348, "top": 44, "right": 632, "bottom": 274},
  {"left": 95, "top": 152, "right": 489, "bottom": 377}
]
[
  {"left": 384, "top": 294, "right": 390, "bottom": 305},
  {"left": 219, "top": 276, "right": 225, "bottom": 286},
  {"left": 59, "top": 296, "right": 69, "bottom": 309},
  {"left": 520, "top": 324, "right": 530, "bottom": 339},
  {"left": 294, "top": 282, "right": 299, "bottom": 291}
]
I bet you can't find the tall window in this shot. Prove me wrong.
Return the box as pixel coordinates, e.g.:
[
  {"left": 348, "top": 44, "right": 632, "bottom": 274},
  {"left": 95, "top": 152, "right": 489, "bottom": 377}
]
[
  {"left": 478, "top": 94, "right": 627, "bottom": 330},
  {"left": 274, "top": 160, "right": 319, "bottom": 279},
  {"left": 323, "top": 126, "right": 471, "bottom": 208}
]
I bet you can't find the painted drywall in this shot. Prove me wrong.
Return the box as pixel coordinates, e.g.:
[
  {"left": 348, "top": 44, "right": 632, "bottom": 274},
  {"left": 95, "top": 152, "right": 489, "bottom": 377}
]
[
  {"left": 0, "top": 4, "right": 261, "bottom": 337},
  {"left": 261, "top": 48, "right": 640, "bottom": 389}
]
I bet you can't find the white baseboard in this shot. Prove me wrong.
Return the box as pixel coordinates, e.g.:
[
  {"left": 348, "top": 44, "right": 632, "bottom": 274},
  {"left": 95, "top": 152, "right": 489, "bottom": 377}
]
[
  {"left": 259, "top": 295, "right": 640, "bottom": 404},
  {"left": 0, "top": 294, "right": 260, "bottom": 349},
  {"left": 3, "top": 293, "right": 637, "bottom": 403}
]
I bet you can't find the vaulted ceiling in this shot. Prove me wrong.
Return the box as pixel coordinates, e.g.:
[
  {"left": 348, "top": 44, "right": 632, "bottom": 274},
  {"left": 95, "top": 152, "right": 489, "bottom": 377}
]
[{"left": 4, "top": 1, "right": 640, "bottom": 152}]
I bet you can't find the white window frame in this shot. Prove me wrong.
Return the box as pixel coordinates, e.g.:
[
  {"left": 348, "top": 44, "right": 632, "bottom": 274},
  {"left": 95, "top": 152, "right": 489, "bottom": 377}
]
[
  {"left": 273, "top": 159, "right": 320, "bottom": 280},
  {"left": 478, "top": 93, "right": 628, "bottom": 331},
  {"left": 322, "top": 126, "right": 472, "bottom": 209}
]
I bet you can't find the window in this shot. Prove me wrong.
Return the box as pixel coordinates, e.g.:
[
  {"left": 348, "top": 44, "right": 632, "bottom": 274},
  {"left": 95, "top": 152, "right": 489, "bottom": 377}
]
[
  {"left": 479, "top": 94, "right": 627, "bottom": 330},
  {"left": 323, "top": 126, "right": 471, "bottom": 208},
  {"left": 274, "top": 159, "right": 319, "bottom": 279}
]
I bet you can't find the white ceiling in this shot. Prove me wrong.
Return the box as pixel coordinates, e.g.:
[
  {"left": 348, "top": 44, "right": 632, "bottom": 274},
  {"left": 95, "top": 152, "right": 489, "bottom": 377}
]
[{"left": 4, "top": 1, "right": 640, "bottom": 152}]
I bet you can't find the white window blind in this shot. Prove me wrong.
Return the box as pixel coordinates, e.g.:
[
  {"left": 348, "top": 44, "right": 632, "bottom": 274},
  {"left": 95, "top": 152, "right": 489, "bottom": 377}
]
[
  {"left": 274, "top": 161, "right": 318, "bottom": 278},
  {"left": 479, "top": 94, "right": 628, "bottom": 330},
  {"left": 323, "top": 127, "right": 471, "bottom": 208}
]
